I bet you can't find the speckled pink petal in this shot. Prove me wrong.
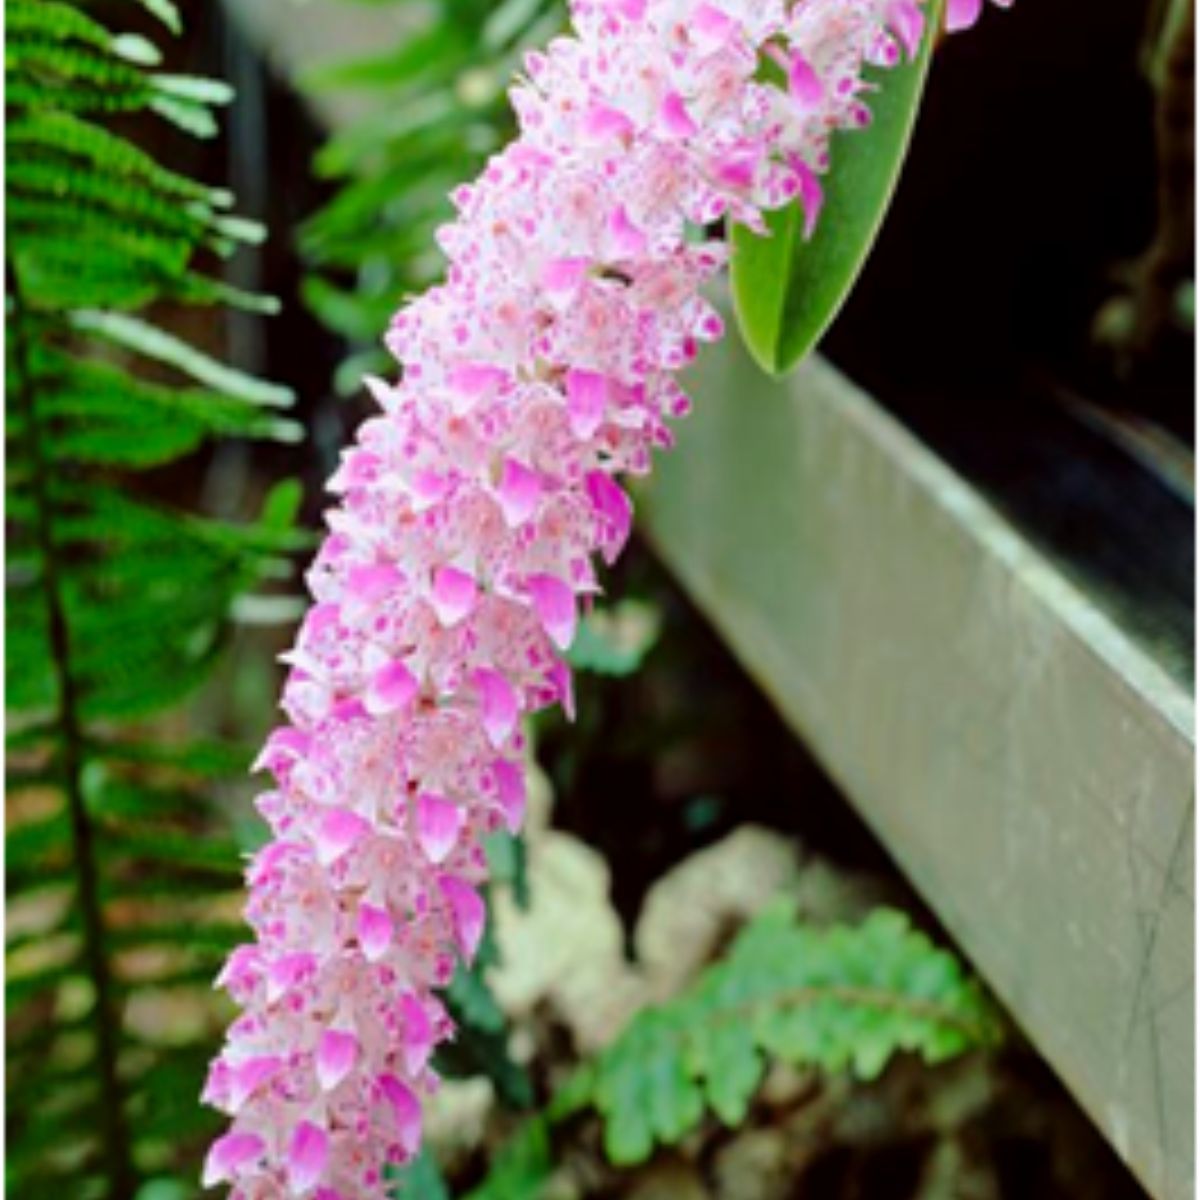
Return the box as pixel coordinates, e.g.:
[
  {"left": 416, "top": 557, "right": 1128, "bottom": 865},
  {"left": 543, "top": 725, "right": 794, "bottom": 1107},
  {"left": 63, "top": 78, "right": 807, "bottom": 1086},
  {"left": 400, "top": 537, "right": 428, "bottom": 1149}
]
[
  {"left": 564, "top": 369, "right": 608, "bottom": 438},
  {"left": 399, "top": 992, "right": 435, "bottom": 1075},
  {"left": 788, "top": 51, "right": 824, "bottom": 108},
  {"left": 416, "top": 793, "right": 463, "bottom": 864},
  {"left": 448, "top": 363, "right": 509, "bottom": 396},
  {"left": 228, "top": 1056, "right": 282, "bottom": 1111},
  {"left": 409, "top": 468, "right": 450, "bottom": 511},
  {"left": 548, "top": 658, "right": 576, "bottom": 722},
  {"left": 365, "top": 659, "right": 418, "bottom": 716},
  {"left": 608, "top": 204, "right": 647, "bottom": 258},
  {"left": 693, "top": 2, "right": 737, "bottom": 49},
  {"left": 585, "top": 470, "right": 632, "bottom": 564},
  {"left": 660, "top": 92, "right": 698, "bottom": 139},
  {"left": 358, "top": 901, "right": 393, "bottom": 962},
  {"left": 345, "top": 563, "right": 401, "bottom": 605},
  {"left": 492, "top": 758, "right": 526, "bottom": 834},
  {"left": 474, "top": 668, "right": 520, "bottom": 748},
  {"left": 203, "top": 1131, "right": 264, "bottom": 1188},
  {"left": 316, "top": 1028, "right": 359, "bottom": 1092},
  {"left": 791, "top": 156, "right": 825, "bottom": 239},
  {"left": 603, "top": 0, "right": 647, "bottom": 19},
  {"left": 431, "top": 566, "right": 478, "bottom": 626},
  {"left": 541, "top": 256, "right": 588, "bottom": 295},
  {"left": 439, "top": 875, "right": 485, "bottom": 960},
  {"left": 496, "top": 458, "right": 543, "bottom": 527},
  {"left": 265, "top": 952, "right": 316, "bottom": 1003},
  {"left": 379, "top": 1074, "right": 422, "bottom": 1158},
  {"left": 527, "top": 573, "right": 577, "bottom": 650},
  {"left": 887, "top": 0, "right": 925, "bottom": 57},
  {"left": 314, "top": 807, "right": 371, "bottom": 866},
  {"left": 581, "top": 102, "right": 634, "bottom": 143},
  {"left": 287, "top": 1121, "right": 329, "bottom": 1195}
]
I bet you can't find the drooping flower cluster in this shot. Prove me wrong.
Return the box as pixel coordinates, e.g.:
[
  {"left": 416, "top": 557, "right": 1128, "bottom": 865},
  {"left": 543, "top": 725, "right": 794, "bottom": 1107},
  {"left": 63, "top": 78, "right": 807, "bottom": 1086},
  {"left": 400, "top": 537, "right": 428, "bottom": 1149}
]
[{"left": 204, "top": 1, "right": 1009, "bottom": 1195}]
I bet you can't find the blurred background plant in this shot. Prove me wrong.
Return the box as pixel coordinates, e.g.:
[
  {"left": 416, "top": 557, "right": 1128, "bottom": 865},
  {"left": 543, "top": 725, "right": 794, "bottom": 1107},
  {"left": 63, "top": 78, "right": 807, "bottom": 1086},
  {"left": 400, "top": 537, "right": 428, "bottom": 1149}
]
[{"left": 297, "top": 0, "right": 561, "bottom": 396}]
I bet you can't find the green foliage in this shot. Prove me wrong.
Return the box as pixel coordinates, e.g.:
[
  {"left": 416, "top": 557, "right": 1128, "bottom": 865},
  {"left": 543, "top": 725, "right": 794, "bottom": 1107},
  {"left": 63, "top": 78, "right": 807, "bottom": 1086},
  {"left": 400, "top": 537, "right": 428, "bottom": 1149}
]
[
  {"left": 729, "top": 1, "right": 941, "bottom": 375},
  {"left": 385, "top": 1153, "right": 453, "bottom": 1200},
  {"left": 385, "top": 881, "right": 534, "bottom": 1199},
  {"left": 466, "top": 903, "right": 1000, "bottom": 1197},
  {"left": 6, "top": 4, "right": 302, "bottom": 1197},
  {"left": 437, "top": 858, "right": 535, "bottom": 1110},
  {"left": 300, "top": 0, "right": 561, "bottom": 393},
  {"left": 567, "top": 599, "right": 663, "bottom": 678}
]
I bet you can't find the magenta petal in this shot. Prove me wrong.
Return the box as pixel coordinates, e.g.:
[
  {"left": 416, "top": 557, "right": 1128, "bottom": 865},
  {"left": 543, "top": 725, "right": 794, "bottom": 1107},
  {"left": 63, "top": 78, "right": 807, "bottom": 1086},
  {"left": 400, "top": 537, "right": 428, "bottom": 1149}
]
[
  {"left": 492, "top": 758, "right": 526, "bottom": 834},
  {"left": 548, "top": 658, "right": 576, "bottom": 723},
  {"left": 540, "top": 256, "right": 588, "bottom": 294},
  {"left": 527, "top": 573, "right": 577, "bottom": 651},
  {"left": 608, "top": 204, "right": 647, "bottom": 258},
  {"left": 659, "top": 91, "right": 698, "bottom": 139},
  {"left": 287, "top": 1121, "right": 329, "bottom": 1194},
  {"left": 439, "top": 875, "right": 485, "bottom": 960},
  {"left": 251, "top": 726, "right": 310, "bottom": 776},
  {"left": 314, "top": 807, "right": 371, "bottom": 866},
  {"left": 564, "top": 369, "right": 608, "bottom": 439},
  {"left": 228, "top": 1055, "right": 282, "bottom": 1111},
  {"left": 316, "top": 1028, "right": 359, "bottom": 1092},
  {"left": 345, "top": 563, "right": 400, "bottom": 605},
  {"left": 581, "top": 102, "right": 634, "bottom": 142},
  {"left": 496, "top": 458, "right": 542, "bottom": 527},
  {"left": 448, "top": 363, "right": 508, "bottom": 396},
  {"left": 788, "top": 51, "right": 824, "bottom": 108},
  {"left": 791, "top": 157, "right": 825, "bottom": 240},
  {"left": 474, "top": 667, "right": 520, "bottom": 748},
  {"left": 585, "top": 470, "right": 632, "bottom": 563},
  {"left": 378, "top": 1075, "right": 423, "bottom": 1158},
  {"left": 693, "top": 2, "right": 737, "bottom": 48},
  {"left": 713, "top": 147, "right": 758, "bottom": 190},
  {"left": 945, "top": 0, "right": 983, "bottom": 29},
  {"left": 409, "top": 468, "right": 450, "bottom": 510},
  {"left": 400, "top": 992, "right": 435, "bottom": 1075},
  {"left": 265, "top": 952, "right": 316, "bottom": 1003},
  {"left": 887, "top": 0, "right": 925, "bottom": 57},
  {"left": 416, "top": 793, "right": 463, "bottom": 864},
  {"left": 359, "top": 901, "right": 394, "bottom": 962},
  {"left": 365, "top": 659, "right": 418, "bottom": 716},
  {"left": 203, "top": 1131, "right": 264, "bottom": 1187},
  {"left": 431, "top": 566, "right": 478, "bottom": 626}
]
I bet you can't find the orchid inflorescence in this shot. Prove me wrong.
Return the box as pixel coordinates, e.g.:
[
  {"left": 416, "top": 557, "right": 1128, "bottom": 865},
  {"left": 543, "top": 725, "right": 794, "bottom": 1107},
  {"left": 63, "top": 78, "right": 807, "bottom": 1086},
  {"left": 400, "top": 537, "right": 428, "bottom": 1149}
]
[{"left": 202, "top": 0, "right": 1009, "bottom": 1194}]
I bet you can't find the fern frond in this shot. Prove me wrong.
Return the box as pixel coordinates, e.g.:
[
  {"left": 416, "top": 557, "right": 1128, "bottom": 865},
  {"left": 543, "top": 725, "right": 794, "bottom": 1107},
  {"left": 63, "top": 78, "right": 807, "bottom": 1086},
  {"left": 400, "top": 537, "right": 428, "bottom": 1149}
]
[
  {"left": 458, "top": 904, "right": 1001, "bottom": 1199},
  {"left": 129, "top": 0, "right": 182, "bottom": 34},
  {"left": 34, "top": 351, "right": 301, "bottom": 444},
  {"left": 151, "top": 72, "right": 234, "bottom": 105},
  {"left": 6, "top": 38, "right": 153, "bottom": 107},
  {"left": 7, "top": 112, "right": 231, "bottom": 206},
  {"left": 8, "top": 195, "right": 194, "bottom": 271},
  {"left": 68, "top": 311, "right": 296, "bottom": 408},
  {"left": 7, "top": 0, "right": 118, "bottom": 51},
  {"left": 6, "top": 3, "right": 303, "bottom": 1195},
  {"left": 148, "top": 92, "right": 221, "bottom": 138},
  {"left": 8, "top": 156, "right": 225, "bottom": 245}
]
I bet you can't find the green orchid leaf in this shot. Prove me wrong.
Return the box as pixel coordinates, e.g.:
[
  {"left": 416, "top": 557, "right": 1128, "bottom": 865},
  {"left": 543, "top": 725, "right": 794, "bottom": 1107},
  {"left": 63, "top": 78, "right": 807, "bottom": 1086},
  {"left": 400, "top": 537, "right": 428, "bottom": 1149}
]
[{"left": 730, "top": 4, "right": 941, "bottom": 375}]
